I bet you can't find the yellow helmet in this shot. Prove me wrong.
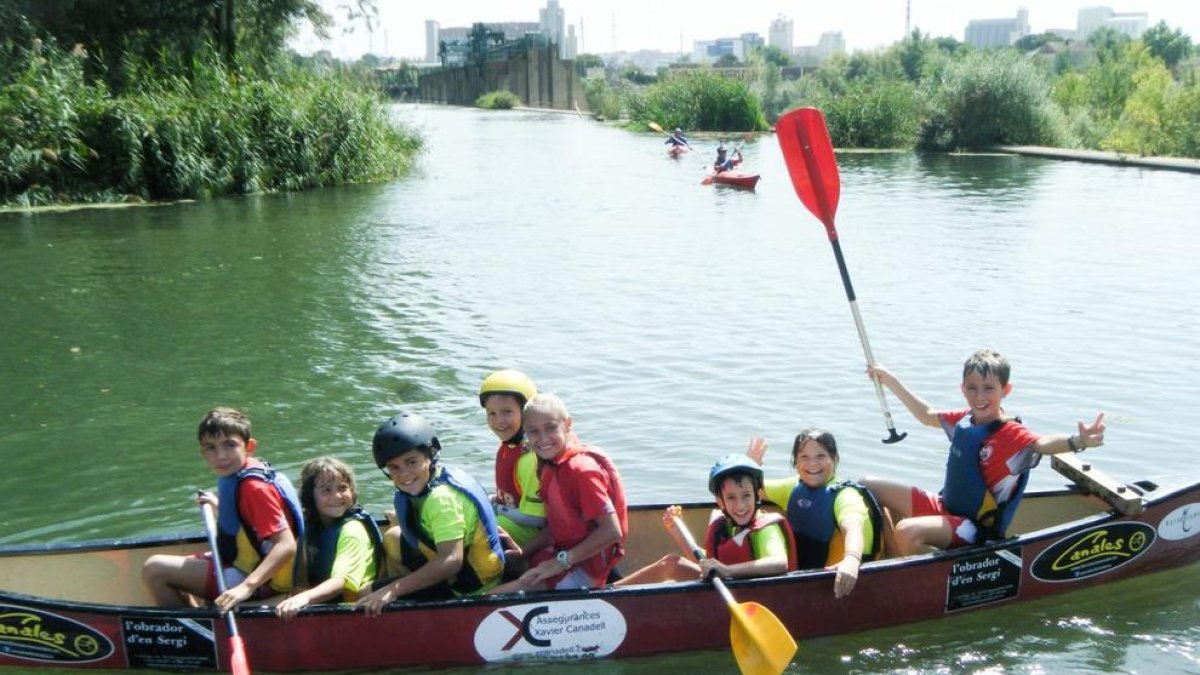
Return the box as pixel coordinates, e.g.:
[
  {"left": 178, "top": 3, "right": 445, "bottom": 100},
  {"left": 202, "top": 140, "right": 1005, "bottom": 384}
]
[{"left": 478, "top": 369, "right": 537, "bottom": 408}]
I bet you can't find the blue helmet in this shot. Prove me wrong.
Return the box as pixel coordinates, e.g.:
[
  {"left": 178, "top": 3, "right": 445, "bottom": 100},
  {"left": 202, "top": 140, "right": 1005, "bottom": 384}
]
[{"left": 708, "top": 454, "right": 763, "bottom": 496}]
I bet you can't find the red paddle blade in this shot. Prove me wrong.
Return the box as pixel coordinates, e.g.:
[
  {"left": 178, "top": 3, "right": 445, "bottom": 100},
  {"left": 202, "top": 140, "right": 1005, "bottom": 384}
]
[
  {"left": 776, "top": 107, "right": 841, "bottom": 240},
  {"left": 229, "top": 635, "right": 252, "bottom": 675}
]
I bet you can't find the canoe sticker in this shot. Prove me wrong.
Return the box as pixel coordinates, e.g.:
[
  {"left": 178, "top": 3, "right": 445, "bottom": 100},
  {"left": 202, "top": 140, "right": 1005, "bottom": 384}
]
[
  {"left": 0, "top": 604, "right": 113, "bottom": 664},
  {"left": 474, "top": 599, "right": 627, "bottom": 662},
  {"left": 1031, "top": 521, "right": 1155, "bottom": 582},
  {"left": 120, "top": 616, "right": 218, "bottom": 670},
  {"left": 945, "top": 548, "right": 1022, "bottom": 612},
  {"left": 1157, "top": 503, "right": 1200, "bottom": 541}
]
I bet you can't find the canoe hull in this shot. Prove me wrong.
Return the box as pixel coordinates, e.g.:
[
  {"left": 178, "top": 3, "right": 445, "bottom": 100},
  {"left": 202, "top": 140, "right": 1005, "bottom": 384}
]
[
  {"left": 2, "top": 481, "right": 1198, "bottom": 671},
  {"left": 710, "top": 170, "right": 760, "bottom": 189}
]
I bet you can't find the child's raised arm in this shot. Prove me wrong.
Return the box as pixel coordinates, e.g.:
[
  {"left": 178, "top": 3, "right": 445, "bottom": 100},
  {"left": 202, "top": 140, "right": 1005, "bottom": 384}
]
[
  {"left": 1033, "top": 412, "right": 1106, "bottom": 455},
  {"left": 866, "top": 364, "right": 940, "bottom": 428}
]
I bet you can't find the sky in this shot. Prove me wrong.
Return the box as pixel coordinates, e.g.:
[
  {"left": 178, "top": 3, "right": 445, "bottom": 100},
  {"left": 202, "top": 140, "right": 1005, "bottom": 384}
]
[{"left": 291, "top": 1, "right": 1200, "bottom": 61}]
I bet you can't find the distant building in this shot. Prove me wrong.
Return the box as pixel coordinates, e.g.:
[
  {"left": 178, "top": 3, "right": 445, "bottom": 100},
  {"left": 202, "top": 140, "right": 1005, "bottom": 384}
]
[
  {"left": 565, "top": 24, "right": 578, "bottom": 59},
  {"left": 425, "top": 20, "right": 439, "bottom": 63},
  {"left": 965, "top": 8, "right": 1030, "bottom": 48},
  {"left": 793, "top": 31, "right": 845, "bottom": 67},
  {"left": 1076, "top": 6, "right": 1148, "bottom": 40},
  {"left": 539, "top": 0, "right": 566, "bottom": 57},
  {"left": 769, "top": 15, "right": 794, "bottom": 54},
  {"left": 692, "top": 32, "right": 763, "bottom": 64}
]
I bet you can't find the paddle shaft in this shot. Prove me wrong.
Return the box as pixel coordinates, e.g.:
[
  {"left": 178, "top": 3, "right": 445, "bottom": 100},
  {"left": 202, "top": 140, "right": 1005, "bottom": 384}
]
[{"left": 200, "top": 500, "right": 252, "bottom": 675}]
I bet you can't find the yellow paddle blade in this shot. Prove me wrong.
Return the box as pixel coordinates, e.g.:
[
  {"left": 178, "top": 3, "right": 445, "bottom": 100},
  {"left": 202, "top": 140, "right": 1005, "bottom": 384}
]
[
  {"left": 729, "top": 601, "right": 797, "bottom": 675},
  {"left": 648, "top": 121, "right": 665, "bottom": 134}
]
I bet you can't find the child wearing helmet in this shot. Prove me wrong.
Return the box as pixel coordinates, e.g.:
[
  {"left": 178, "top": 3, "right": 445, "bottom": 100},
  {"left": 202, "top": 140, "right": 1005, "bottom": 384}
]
[
  {"left": 478, "top": 370, "right": 546, "bottom": 558},
  {"left": 275, "top": 457, "right": 383, "bottom": 620},
  {"left": 489, "top": 393, "right": 628, "bottom": 593},
  {"left": 355, "top": 412, "right": 505, "bottom": 616},
  {"left": 664, "top": 127, "right": 691, "bottom": 154},
  {"left": 747, "top": 428, "right": 884, "bottom": 599},
  {"left": 714, "top": 143, "right": 742, "bottom": 172},
  {"left": 614, "top": 454, "right": 794, "bottom": 586}
]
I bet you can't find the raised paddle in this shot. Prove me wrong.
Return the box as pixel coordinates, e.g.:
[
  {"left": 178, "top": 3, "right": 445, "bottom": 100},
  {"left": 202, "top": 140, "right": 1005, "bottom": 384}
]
[
  {"left": 666, "top": 507, "right": 796, "bottom": 675},
  {"left": 200, "top": 498, "right": 252, "bottom": 675},
  {"left": 776, "top": 107, "right": 906, "bottom": 444}
]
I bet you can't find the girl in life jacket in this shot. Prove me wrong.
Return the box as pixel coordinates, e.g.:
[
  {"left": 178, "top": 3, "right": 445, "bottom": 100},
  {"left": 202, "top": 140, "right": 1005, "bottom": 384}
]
[
  {"left": 614, "top": 455, "right": 794, "bottom": 586},
  {"left": 275, "top": 457, "right": 383, "bottom": 620},
  {"left": 750, "top": 429, "right": 884, "bottom": 599}
]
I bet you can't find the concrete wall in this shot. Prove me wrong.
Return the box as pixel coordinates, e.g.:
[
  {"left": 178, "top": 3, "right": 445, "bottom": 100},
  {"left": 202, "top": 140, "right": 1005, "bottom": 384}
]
[{"left": 418, "top": 45, "right": 587, "bottom": 112}]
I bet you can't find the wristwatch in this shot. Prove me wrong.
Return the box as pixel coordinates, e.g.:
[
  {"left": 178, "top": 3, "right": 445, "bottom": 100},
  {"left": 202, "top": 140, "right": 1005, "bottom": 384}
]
[{"left": 555, "top": 550, "right": 571, "bottom": 569}]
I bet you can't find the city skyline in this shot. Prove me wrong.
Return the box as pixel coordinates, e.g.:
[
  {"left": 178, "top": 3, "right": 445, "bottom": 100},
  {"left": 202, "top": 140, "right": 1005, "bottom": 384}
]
[{"left": 292, "top": 0, "right": 1200, "bottom": 61}]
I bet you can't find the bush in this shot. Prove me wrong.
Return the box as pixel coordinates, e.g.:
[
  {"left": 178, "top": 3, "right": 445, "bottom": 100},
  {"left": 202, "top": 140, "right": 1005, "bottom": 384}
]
[
  {"left": 628, "top": 69, "right": 767, "bottom": 132},
  {"left": 808, "top": 80, "right": 919, "bottom": 148},
  {"left": 917, "top": 50, "right": 1069, "bottom": 151},
  {"left": 584, "top": 77, "right": 622, "bottom": 121},
  {"left": 0, "top": 39, "right": 421, "bottom": 207},
  {"left": 475, "top": 90, "right": 521, "bottom": 109}
]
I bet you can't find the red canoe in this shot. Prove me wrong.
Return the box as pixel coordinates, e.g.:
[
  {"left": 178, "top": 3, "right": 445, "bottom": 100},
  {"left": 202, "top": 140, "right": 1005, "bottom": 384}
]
[
  {"left": 0, "top": 455, "right": 1194, "bottom": 672},
  {"left": 708, "top": 170, "right": 760, "bottom": 190},
  {"left": 668, "top": 145, "right": 688, "bottom": 158}
]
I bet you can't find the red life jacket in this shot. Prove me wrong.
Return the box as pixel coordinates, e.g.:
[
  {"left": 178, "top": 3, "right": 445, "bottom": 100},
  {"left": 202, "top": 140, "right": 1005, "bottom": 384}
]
[
  {"left": 493, "top": 438, "right": 524, "bottom": 508},
  {"left": 705, "top": 511, "right": 797, "bottom": 571}
]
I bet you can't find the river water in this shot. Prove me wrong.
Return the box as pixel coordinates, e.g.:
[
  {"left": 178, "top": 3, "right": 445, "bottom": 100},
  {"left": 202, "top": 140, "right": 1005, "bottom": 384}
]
[{"left": 1, "top": 103, "right": 1198, "bottom": 673}]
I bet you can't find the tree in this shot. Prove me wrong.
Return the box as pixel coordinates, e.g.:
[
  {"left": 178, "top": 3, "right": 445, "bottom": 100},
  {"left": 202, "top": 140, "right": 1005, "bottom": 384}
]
[
  {"left": 752, "top": 45, "right": 792, "bottom": 67},
  {"left": 714, "top": 53, "right": 739, "bottom": 67},
  {"left": 1088, "top": 27, "right": 1131, "bottom": 63},
  {"left": 1142, "top": 21, "right": 1193, "bottom": 70},
  {"left": 574, "top": 52, "right": 604, "bottom": 77},
  {"left": 1014, "top": 32, "right": 1061, "bottom": 53}
]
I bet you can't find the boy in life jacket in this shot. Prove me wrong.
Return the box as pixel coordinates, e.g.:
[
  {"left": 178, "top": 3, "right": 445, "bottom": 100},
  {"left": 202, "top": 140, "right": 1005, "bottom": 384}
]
[
  {"left": 489, "top": 393, "right": 627, "bottom": 593},
  {"left": 614, "top": 454, "right": 795, "bottom": 586},
  {"left": 861, "top": 348, "right": 1106, "bottom": 556},
  {"left": 749, "top": 429, "right": 882, "bottom": 599},
  {"left": 275, "top": 457, "right": 383, "bottom": 620},
  {"left": 356, "top": 412, "right": 505, "bottom": 616},
  {"left": 141, "top": 407, "right": 303, "bottom": 611},
  {"left": 714, "top": 144, "right": 742, "bottom": 172},
  {"left": 478, "top": 370, "right": 545, "bottom": 573}
]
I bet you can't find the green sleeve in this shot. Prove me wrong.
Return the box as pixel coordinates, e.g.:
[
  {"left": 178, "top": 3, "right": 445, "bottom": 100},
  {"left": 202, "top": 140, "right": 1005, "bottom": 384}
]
[
  {"left": 421, "top": 484, "right": 475, "bottom": 545},
  {"left": 749, "top": 521, "right": 790, "bottom": 560},
  {"left": 329, "top": 519, "right": 377, "bottom": 596},
  {"left": 762, "top": 476, "right": 799, "bottom": 508},
  {"left": 833, "top": 487, "right": 875, "bottom": 553},
  {"left": 515, "top": 451, "right": 545, "bottom": 518}
]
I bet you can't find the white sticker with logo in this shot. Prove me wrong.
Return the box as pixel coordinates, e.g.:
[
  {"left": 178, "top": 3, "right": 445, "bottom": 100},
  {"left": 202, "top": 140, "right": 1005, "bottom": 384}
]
[
  {"left": 1157, "top": 503, "right": 1200, "bottom": 541},
  {"left": 474, "top": 598, "right": 627, "bottom": 663}
]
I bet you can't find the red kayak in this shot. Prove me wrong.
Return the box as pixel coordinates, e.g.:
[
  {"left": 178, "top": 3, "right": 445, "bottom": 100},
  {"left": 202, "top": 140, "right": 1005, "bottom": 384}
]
[
  {"left": 705, "top": 170, "right": 760, "bottom": 190},
  {"left": 668, "top": 144, "right": 689, "bottom": 158}
]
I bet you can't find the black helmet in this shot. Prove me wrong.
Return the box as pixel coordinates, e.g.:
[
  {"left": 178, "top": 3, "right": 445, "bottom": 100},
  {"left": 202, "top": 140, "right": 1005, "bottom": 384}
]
[
  {"left": 708, "top": 454, "right": 763, "bottom": 496},
  {"left": 373, "top": 412, "right": 441, "bottom": 469}
]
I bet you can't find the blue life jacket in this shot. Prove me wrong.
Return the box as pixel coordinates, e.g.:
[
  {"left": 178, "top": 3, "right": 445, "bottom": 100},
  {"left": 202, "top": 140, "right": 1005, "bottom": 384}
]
[
  {"left": 305, "top": 505, "right": 384, "bottom": 590},
  {"left": 216, "top": 460, "right": 305, "bottom": 581},
  {"left": 940, "top": 416, "right": 1027, "bottom": 541},
  {"left": 785, "top": 480, "right": 883, "bottom": 569},
  {"left": 393, "top": 463, "right": 505, "bottom": 594}
]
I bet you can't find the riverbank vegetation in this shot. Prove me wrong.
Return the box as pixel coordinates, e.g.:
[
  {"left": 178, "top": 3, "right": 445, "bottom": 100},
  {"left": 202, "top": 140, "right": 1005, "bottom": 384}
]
[
  {"left": 1, "top": 1, "right": 420, "bottom": 208},
  {"left": 593, "top": 22, "right": 1198, "bottom": 157},
  {"left": 476, "top": 90, "right": 521, "bottom": 109}
]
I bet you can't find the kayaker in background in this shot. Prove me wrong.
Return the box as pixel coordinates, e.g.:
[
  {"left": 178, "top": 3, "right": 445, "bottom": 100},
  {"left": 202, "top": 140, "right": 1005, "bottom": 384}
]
[
  {"left": 665, "top": 127, "right": 691, "bottom": 150},
  {"left": 489, "top": 393, "right": 628, "bottom": 593},
  {"left": 613, "top": 454, "right": 795, "bottom": 587},
  {"left": 141, "top": 407, "right": 302, "bottom": 611},
  {"left": 748, "top": 429, "right": 883, "bottom": 599},
  {"left": 356, "top": 411, "right": 505, "bottom": 615},
  {"left": 275, "top": 457, "right": 382, "bottom": 620},
  {"left": 714, "top": 144, "right": 742, "bottom": 172},
  {"left": 477, "top": 369, "right": 545, "bottom": 578},
  {"left": 860, "top": 348, "right": 1106, "bottom": 556}
]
